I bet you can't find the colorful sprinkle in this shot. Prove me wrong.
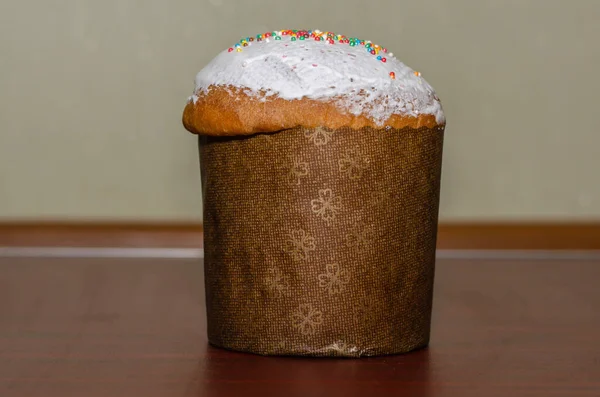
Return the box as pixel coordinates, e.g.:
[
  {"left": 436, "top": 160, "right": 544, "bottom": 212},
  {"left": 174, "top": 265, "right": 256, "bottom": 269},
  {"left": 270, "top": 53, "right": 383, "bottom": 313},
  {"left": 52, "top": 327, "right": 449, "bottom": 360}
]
[
  {"left": 414, "top": 71, "right": 421, "bottom": 77},
  {"left": 228, "top": 29, "right": 393, "bottom": 68},
  {"left": 390, "top": 72, "right": 396, "bottom": 79}
]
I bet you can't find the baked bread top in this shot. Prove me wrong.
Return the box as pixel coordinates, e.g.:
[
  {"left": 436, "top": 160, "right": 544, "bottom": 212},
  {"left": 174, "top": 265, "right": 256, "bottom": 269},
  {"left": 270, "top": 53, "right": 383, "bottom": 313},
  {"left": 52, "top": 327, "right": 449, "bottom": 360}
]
[{"left": 183, "top": 29, "right": 444, "bottom": 136}]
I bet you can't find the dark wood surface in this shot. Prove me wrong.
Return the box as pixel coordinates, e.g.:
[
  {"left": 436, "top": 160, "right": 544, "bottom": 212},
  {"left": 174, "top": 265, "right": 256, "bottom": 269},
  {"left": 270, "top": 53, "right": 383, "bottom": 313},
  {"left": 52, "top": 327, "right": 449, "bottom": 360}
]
[
  {"left": 0, "top": 256, "right": 598, "bottom": 396},
  {"left": 0, "top": 223, "right": 204, "bottom": 248},
  {"left": 3, "top": 222, "right": 600, "bottom": 250},
  {"left": 436, "top": 223, "right": 600, "bottom": 250}
]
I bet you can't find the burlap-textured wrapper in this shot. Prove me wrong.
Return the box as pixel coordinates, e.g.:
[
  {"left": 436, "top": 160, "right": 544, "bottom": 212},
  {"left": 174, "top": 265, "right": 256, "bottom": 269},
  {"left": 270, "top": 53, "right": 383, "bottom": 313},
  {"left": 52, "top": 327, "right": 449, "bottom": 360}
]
[{"left": 199, "top": 125, "right": 444, "bottom": 357}]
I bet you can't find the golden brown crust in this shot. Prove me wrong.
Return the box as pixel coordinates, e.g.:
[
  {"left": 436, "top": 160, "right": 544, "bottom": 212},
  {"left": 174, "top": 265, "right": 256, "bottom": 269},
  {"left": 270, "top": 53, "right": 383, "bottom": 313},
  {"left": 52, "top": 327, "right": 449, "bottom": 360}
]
[{"left": 182, "top": 86, "right": 442, "bottom": 136}]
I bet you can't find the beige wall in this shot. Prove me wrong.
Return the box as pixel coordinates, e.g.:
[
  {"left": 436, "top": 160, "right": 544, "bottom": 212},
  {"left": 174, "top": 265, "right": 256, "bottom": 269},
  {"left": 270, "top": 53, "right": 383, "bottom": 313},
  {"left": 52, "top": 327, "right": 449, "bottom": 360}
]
[{"left": 1, "top": 0, "right": 598, "bottom": 222}]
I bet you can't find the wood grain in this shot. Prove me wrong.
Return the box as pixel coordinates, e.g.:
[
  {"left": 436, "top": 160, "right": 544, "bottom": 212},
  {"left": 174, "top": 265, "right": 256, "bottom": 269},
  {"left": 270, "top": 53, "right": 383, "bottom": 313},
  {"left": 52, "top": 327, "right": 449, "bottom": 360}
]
[
  {"left": 2, "top": 222, "right": 600, "bottom": 250},
  {"left": 0, "top": 222, "right": 204, "bottom": 248},
  {"left": 0, "top": 256, "right": 598, "bottom": 396},
  {"left": 436, "top": 223, "right": 600, "bottom": 250}
]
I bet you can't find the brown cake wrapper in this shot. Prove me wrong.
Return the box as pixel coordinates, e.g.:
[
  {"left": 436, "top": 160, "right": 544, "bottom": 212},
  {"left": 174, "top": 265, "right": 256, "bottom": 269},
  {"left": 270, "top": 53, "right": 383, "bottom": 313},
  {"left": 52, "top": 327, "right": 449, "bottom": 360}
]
[{"left": 199, "top": 124, "right": 445, "bottom": 357}]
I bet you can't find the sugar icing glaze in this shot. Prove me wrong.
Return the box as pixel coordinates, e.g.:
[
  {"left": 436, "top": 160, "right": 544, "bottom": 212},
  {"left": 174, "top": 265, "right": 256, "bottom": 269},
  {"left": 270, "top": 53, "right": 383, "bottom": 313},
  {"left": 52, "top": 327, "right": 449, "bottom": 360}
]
[{"left": 192, "top": 30, "right": 445, "bottom": 125}]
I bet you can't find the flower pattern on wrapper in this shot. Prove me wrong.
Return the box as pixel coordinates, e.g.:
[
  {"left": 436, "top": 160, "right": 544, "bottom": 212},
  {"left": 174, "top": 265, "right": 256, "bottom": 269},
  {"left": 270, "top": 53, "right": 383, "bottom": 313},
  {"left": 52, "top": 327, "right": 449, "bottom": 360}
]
[
  {"left": 310, "top": 188, "right": 342, "bottom": 225},
  {"left": 265, "top": 267, "right": 290, "bottom": 297},
  {"left": 291, "top": 303, "right": 323, "bottom": 336},
  {"left": 353, "top": 297, "right": 377, "bottom": 325},
  {"left": 338, "top": 147, "right": 370, "bottom": 180},
  {"left": 318, "top": 263, "right": 351, "bottom": 295},
  {"left": 286, "top": 156, "right": 309, "bottom": 186},
  {"left": 283, "top": 229, "right": 316, "bottom": 262},
  {"left": 304, "top": 127, "right": 335, "bottom": 147},
  {"left": 345, "top": 221, "right": 373, "bottom": 252}
]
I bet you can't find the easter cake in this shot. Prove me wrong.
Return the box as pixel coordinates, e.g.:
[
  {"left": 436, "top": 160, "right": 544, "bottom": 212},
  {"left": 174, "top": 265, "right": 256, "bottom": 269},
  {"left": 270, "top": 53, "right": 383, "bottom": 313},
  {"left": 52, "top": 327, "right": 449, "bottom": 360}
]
[{"left": 183, "top": 29, "right": 445, "bottom": 357}]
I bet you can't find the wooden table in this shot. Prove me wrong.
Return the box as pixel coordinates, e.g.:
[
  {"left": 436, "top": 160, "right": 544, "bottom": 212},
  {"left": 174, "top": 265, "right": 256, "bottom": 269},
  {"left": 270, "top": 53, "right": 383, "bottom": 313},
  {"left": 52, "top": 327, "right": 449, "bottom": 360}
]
[{"left": 0, "top": 256, "right": 598, "bottom": 396}]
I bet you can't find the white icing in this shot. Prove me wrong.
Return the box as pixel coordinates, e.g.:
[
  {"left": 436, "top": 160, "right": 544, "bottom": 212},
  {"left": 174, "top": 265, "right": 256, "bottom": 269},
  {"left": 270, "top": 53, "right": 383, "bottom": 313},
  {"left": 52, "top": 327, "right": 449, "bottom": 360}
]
[{"left": 193, "top": 32, "right": 445, "bottom": 125}]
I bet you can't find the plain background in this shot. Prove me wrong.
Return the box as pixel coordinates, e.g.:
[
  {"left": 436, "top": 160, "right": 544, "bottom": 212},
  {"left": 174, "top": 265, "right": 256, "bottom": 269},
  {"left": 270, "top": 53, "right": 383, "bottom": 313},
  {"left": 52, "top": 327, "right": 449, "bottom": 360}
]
[{"left": 1, "top": 0, "right": 598, "bottom": 222}]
